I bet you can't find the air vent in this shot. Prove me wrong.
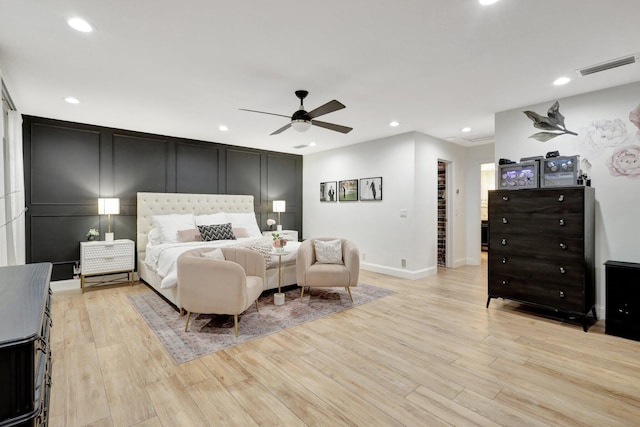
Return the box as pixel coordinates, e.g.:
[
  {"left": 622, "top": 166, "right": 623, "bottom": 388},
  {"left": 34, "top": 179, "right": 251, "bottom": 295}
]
[
  {"left": 577, "top": 54, "right": 638, "bottom": 76},
  {"left": 468, "top": 135, "right": 495, "bottom": 143},
  {"left": 292, "top": 144, "right": 308, "bottom": 149}
]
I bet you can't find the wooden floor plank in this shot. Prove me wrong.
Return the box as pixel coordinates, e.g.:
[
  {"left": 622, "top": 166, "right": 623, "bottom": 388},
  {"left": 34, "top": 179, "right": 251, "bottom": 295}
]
[{"left": 47, "top": 258, "right": 640, "bottom": 426}]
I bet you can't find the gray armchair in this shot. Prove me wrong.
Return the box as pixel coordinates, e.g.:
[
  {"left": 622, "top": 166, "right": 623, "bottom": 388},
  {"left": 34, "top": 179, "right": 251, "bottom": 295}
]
[
  {"left": 296, "top": 238, "right": 360, "bottom": 302},
  {"left": 177, "top": 247, "right": 265, "bottom": 336}
]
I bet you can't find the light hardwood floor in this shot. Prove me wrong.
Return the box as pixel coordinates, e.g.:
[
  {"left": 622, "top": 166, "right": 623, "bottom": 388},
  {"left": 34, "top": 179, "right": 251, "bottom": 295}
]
[{"left": 49, "top": 259, "right": 640, "bottom": 426}]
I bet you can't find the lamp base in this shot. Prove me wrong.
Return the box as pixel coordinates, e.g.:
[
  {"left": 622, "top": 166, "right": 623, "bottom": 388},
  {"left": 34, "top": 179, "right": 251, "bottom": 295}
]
[
  {"left": 277, "top": 225, "right": 283, "bottom": 231},
  {"left": 105, "top": 232, "right": 114, "bottom": 242}
]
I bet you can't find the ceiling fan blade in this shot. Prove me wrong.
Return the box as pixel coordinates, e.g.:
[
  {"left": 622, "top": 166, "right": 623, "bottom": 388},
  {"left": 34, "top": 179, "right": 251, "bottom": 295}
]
[
  {"left": 239, "top": 108, "right": 290, "bottom": 119},
  {"left": 311, "top": 120, "right": 353, "bottom": 134},
  {"left": 270, "top": 123, "right": 292, "bottom": 135},
  {"left": 307, "top": 100, "right": 346, "bottom": 119}
]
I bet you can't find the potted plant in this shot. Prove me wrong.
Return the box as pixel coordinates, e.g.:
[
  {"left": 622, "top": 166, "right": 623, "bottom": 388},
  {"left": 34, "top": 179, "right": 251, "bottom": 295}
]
[
  {"left": 266, "top": 218, "right": 276, "bottom": 231},
  {"left": 86, "top": 228, "right": 100, "bottom": 241},
  {"left": 271, "top": 233, "right": 287, "bottom": 251}
]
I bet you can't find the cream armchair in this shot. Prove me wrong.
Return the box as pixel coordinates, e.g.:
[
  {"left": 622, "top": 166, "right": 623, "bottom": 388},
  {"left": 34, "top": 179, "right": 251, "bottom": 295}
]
[
  {"left": 177, "top": 247, "right": 265, "bottom": 336},
  {"left": 296, "top": 238, "right": 360, "bottom": 302}
]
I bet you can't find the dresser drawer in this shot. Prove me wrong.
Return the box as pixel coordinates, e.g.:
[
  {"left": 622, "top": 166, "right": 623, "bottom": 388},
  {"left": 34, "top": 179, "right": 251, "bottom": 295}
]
[
  {"left": 489, "top": 213, "right": 584, "bottom": 236},
  {"left": 489, "top": 234, "right": 584, "bottom": 260},
  {"left": 489, "top": 274, "right": 585, "bottom": 313},
  {"left": 490, "top": 188, "right": 584, "bottom": 214},
  {"left": 82, "top": 241, "right": 133, "bottom": 260},
  {"left": 490, "top": 254, "right": 585, "bottom": 286}
]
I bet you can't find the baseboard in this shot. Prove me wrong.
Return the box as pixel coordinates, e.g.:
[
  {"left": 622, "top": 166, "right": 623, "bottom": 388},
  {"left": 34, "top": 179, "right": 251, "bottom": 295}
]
[
  {"left": 361, "top": 262, "right": 436, "bottom": 280},
  {"left": 50, "top": 278, "right": 80, "bottom": 293}
]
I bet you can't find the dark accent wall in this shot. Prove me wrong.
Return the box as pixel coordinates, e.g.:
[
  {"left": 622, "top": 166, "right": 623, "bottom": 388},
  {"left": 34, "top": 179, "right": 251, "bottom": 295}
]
[{"left": 23, "top": 116, "right": 303, "bottom": 281}]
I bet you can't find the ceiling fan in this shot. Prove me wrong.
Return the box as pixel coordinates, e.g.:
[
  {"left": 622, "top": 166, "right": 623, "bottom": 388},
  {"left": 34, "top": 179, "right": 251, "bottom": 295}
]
[{"left": 240, "top": 90, "right": 353, "bottom": 135}]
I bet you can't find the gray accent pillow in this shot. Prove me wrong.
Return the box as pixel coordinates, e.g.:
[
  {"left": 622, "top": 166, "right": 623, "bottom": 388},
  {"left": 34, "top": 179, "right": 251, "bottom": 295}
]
[
  {"left": 198, "top": 223, "right": 236, "bottom": 241},
  {"left": 314, "top": 239, "right": 343, "bottom": 264}
]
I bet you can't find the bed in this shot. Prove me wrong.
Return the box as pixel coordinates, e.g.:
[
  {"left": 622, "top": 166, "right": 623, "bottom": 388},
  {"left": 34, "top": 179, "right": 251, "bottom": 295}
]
[{"left": 136, "top": 192, "right": 299, "bottom": 308}]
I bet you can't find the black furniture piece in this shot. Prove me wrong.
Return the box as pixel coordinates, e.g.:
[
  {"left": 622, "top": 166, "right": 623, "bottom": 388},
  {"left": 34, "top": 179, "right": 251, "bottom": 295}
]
[
  {"left": 605, "top": 260, "right": 640, "bottom": 341},
  {"left": 0, "top": 263, "right": 53, "bottom": 426},
  {"left": 486, "top": 187, "right": 596, "bottom": 331}
]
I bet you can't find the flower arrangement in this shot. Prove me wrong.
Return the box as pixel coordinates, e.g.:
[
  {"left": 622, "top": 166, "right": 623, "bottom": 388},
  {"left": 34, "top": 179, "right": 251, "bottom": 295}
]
[
  {"left": 266, "top": 218, "right": 276, "bottom": 230},
  {"left": 86, "top": 228, "right": 99, "bottom": 241},
  {"left": 271, "top": 232, "right": 287, "bottom": 251}
]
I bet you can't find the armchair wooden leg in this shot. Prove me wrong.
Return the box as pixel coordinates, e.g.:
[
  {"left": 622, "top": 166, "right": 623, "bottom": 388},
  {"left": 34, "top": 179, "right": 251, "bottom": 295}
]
[
  {"left": 234, "top": 314, "right": 239, "bottom": 337},
  {"left": 346, "top": 287, "right": 353, "bottom": 303},
  {"left": 180, "top": 307, "right": 185, "bottom": 316},
  {"left": 255, "top": 300, "right": 259, "bottom": 312},
  {"left": 184, "top": 311, "right": 191, "bottom": 332},
  {"left": 300, "top": 286, "right": 305, "bottom": 300}
]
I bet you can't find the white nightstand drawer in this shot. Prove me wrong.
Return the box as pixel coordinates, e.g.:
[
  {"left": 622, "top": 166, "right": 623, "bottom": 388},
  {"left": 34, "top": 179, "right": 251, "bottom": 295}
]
[
  {"left": 82, "top": 241, "right": 133, "bottom": 260},
  {"left": 82, "top": 256, "right": 133, "bottom": 275},
  {"left": 80, "top": 239, "right": 134, "bottom": 275}
]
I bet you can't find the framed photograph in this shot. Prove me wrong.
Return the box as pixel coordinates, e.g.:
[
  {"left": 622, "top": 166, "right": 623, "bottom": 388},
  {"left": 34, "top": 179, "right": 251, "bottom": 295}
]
[
  {"left": 320, "top": 181, "right": 337, "bottom": 202},
  {"left": 338, "top": 179, "right": 358, "bottom": 202},
  {"left": 360, "top": 177, "right": 383, "bottom": 201}
]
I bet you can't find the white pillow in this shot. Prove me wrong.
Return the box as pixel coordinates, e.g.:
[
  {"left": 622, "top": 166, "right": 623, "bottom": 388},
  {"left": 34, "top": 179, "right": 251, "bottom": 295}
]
[
  {"left": 314, "top": 239, "right": 343, "bottom": 264},
  {"left": 226, "top": 212, "right": 262, "bottom": 238},
  {"left": 147, "top": 227, "right": 162, "bottom": 246},
  {"left": 195, "top": 212, "right": 228, "bottom": 226},
  {"left": 201, "top": 248, "right": 225, "bottom": 260},
  {"left": 152, "top": 213, "right": 196, "bottom": 243}
]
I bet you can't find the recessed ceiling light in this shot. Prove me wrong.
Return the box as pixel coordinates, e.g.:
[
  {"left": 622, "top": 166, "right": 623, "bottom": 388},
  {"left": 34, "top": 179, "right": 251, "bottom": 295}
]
[
  {"left": 479, "top": 0, "right": 500, "bottom": 5},
  {"left": 389, "top": 121, "right": 400, "bottom": 127},
  {"left": 308, "top": 142, "right": 317, "bottom": 147},
  {"left": 218, "top": 125, "right": 228, "bottom": 131},
  {"left": 64, "top": 97, "right": 80, "bottom": 104},
  {"left": 67, "top": 17, "right": 94, "bottom": 33},
  {"left": 461, "top": 127, "right": 471, "bottom": 133},
  {"left": 553, "top": 76, "right": 571, "bottom": 86}
]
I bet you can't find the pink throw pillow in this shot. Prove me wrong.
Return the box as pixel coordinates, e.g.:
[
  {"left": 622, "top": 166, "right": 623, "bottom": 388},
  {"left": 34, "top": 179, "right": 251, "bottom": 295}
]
[{"left": 177, "top": 228, "right": 201, "bottom": 242}]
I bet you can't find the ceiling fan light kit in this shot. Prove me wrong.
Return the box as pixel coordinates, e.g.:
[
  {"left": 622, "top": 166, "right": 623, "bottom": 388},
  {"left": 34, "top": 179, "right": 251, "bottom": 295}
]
[{"left": 240, "top": 90, "right": 353, "bottom": 136}]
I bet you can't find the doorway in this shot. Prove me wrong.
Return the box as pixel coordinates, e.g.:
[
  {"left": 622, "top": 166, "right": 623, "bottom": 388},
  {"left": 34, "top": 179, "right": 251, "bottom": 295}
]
[
  {"left": 480, "top": 162, "right": 495, "bottom": 251},
  {"left": 437, "top": 161, "right": 447, "bottom": 266}
]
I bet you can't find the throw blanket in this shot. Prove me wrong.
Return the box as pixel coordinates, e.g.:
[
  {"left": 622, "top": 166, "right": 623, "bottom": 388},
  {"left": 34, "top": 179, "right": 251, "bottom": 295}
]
[{"left": 144, "top": 237, "right": 298, "bottom": 289}]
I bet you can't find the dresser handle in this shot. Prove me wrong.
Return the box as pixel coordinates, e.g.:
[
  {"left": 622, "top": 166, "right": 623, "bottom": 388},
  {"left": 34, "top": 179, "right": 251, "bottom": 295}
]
[
  {"left": 559, "top": 267, "right": 566, "bottom": 274},
  {"left": 558, "top": 195, "right": 564, "bottom": 202},
  {"left": 501, "top": 280, "right": 510, "bottom": 286},
  {"left": 502, "top": 195, "right": 509, "bottom": 201},
  {"left": 502, "top": 257, "right": 507, "bottom": 264},
  {"left": 559, "top": 219, "right": 565, "bottom": 226},
  {"left": 502, "top": 217, "right": 508, "bottom": 224},
  {"left": 501, "top": 238, "right": 507, "bottom": 246},
  {"left": 559, "top": 291, "right": 566, "bottom": 298},
  {"left": 559, "top": 243, "right": 567, "bottom": 250}
]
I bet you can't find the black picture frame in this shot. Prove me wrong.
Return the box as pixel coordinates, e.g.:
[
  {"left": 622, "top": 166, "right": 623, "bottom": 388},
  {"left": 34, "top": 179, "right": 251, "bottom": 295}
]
[
  {"left": 360, "top": 177, "right": 382, "bottom": 201},
  {"left": 320, "top": 181, "right": 337, "bottom": 202},
  {"left": 338, "top": 179, "right": 358, "bottom": 202}
]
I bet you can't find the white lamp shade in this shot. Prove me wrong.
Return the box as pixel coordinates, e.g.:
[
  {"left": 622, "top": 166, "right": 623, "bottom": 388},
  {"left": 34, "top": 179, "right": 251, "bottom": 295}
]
[
  {"left": 98, "top": 198, "right": 120, "bottom": 215},
  {"left": 272, "top": 200, "right": 286, "bottom": 213}
]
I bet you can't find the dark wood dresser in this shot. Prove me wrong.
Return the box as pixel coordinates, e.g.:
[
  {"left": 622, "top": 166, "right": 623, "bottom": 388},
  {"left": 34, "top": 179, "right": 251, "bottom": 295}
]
[
  {"left": 487, "top": 187, "right": 596, "bottom": 331},
  {"left": 0, "top": 263, "right": 53, "bottom": 426}
]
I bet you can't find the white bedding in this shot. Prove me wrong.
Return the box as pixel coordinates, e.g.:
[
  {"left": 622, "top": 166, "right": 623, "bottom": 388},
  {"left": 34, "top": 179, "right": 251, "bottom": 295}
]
[{"left": 144, "top": 237, "right": 300, "bottom": 289}]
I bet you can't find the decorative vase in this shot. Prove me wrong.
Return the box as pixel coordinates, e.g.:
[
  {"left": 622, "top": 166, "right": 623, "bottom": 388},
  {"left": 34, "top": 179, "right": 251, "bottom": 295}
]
[
  {"left": 273, "top": 239, "right": 287, "bottom": 252},
  {"left": 87, "top": 236, "right": 95, "bottom": 241}
]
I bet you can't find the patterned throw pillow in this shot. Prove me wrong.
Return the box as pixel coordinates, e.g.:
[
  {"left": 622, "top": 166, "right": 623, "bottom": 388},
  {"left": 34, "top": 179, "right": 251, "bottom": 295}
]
[
  {"left": 314, "top": 239, "right": 343, "bottom": 264},
  {"left": 197, "top": 223, "right": 236, "bottom": 241}
]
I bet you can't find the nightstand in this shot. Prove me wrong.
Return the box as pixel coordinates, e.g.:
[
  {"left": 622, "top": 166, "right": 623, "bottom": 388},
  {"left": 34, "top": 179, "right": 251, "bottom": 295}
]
[
  {"left": 262, "top": 230, "right": 298, "bottom": 241},
  {"left": 80, "top": 239, "right": 135, "bottom": 292}
]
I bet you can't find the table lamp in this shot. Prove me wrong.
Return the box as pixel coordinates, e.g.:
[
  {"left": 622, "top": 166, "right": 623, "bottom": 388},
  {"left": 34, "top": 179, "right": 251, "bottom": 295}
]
[
  {"left": 272, "top": 200, "right": 286, "bottom": 231},
  {"left": 98, "top": 198, "right": 120, "bottom": 241}
]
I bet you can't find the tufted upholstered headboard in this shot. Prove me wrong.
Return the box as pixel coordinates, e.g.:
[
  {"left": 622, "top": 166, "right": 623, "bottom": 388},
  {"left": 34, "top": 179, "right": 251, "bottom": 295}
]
[{"left": 136, "top": 192, "right": 255, "bottom": 255}]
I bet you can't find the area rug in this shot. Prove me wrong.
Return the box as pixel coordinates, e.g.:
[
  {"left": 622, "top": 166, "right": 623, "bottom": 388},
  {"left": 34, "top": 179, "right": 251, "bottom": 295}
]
[{"left": 129, "top": 284, "right": 394, "bottom": 364}]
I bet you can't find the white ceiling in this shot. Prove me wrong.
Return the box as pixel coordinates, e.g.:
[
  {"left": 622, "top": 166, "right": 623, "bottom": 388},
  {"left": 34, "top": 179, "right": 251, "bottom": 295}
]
[{"left": 1, "top": 0, "right": 639, "bottom": 155}]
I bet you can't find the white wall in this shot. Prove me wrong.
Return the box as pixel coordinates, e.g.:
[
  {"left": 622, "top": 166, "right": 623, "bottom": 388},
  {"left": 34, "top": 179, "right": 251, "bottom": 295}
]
[
  {"left": 464, "top": 144, "right": 495, "bottom": 265},
  {"left": 495, "top": 81, "right": 640, "bottom": 317},
  {"left": 303, "top": 131, "right": 475, "bottom": 279}
]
